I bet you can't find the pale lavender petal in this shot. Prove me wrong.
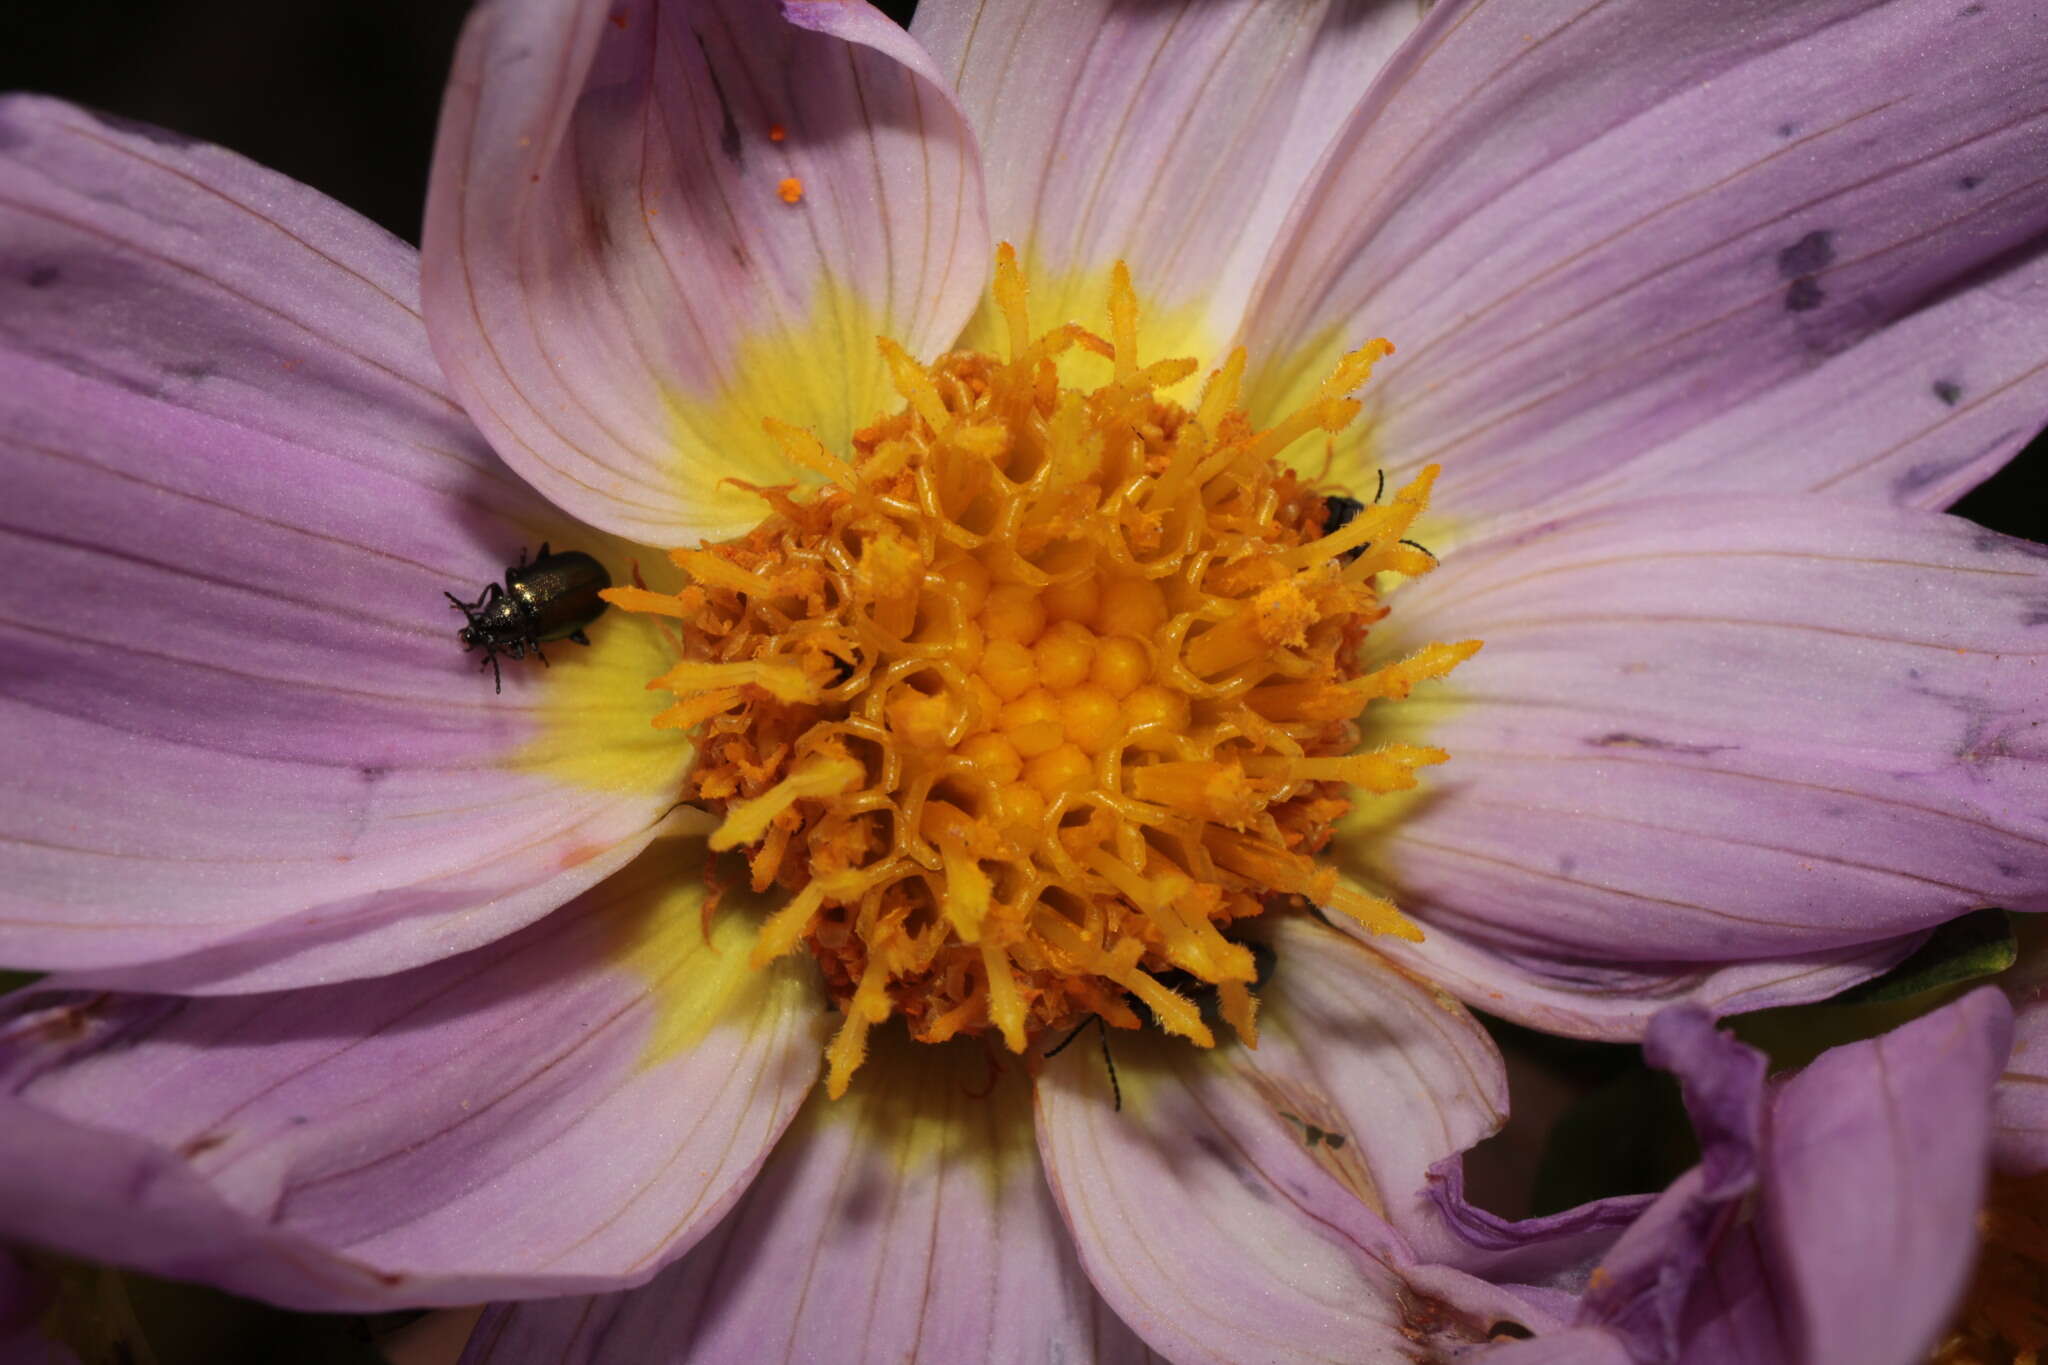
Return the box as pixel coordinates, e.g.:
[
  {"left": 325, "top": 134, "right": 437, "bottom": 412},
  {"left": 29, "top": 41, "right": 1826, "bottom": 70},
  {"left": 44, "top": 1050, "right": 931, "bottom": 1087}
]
[
  {"left": 423, "top": 0, "right": 989, "bottom": 545},
  {"left": 0, "top": 841, "right": 825, "bottom": 1310},
  {"left": 1238, "top": 917, "right": 1508, "bottom": 1262},
  {"left": 1333, "top": 494, "right": 2048, "bottom": 1032},
  {"left": 1240, "top": 0, "right": 2048, "bottom": 528},
  {"left": 1995, "top": 987, "right": 2048, "bottom": 1172},
  {"left": 1765, "top": 987, "right": 2011, "bottom": 1365},
  {"left": 0, "top": 97, "right": 690, "bottom": 990},
  {"left": 461, "top": 1034, "right": 1160, "bottom": 1364},
  {"left": 1036, "top": 918, "right": 1540, "bottom": 1363},
  {"left": 913, "top": 0, "right": 1422, "bottom": 356},
  {"left": 1370, "top": 918, "right": 1923, "bottom": 1042}
]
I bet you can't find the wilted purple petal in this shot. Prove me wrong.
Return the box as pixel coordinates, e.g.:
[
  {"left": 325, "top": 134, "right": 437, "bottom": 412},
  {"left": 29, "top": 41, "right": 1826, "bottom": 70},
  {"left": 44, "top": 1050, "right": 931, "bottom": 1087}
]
[
  {"left": 423, "top": 0, "right": 989, "bottom": 545},
  {"left": 1330, "top": 494, "right": 2048, "bottom": 1031},
  {"left": 462, "top": 1034, "right": 1158, "bottom": 1363},
  {"left": 1567, "top": 1008, "right": 1765, "bottom": 1362},
  {"left": 913, "top": 0, "right": 1420, "bottom": 357},
  {"left": 1240, "top": 0, "right": 2048, "bottom": 531},
  {"left": 1765, "top": 987, "right": 2011, "bottom": 1365},
  {"left": 0, "top": 98, "right": 688, "bottom": 991},
  {"left": 1427, "top": 1155, "right": 1650, "bottom": 1290},
  {"left": 0, "top": 841, "right": 825, "bottom": 1310},
  {"left": 1669, "top": 1222, "right": 1793, "bottom": 1365}
]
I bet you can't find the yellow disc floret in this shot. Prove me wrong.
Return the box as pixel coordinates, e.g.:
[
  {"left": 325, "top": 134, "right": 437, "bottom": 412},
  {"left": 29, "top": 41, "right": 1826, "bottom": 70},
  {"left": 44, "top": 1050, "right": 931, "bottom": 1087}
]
[{"left": 610, "top": 247, "right": 1478, "bottom": 1096}]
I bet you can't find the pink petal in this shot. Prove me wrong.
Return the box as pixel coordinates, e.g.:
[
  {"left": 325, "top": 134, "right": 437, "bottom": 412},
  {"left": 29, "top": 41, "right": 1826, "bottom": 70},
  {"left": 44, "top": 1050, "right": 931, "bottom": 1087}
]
[
  {"left": 1762, "top": 987, "right": 2011, "bottom": 1365},
  {"left": 1241, "top": 0, "right": 2048, "bottom": 531},
  {"left": 1037, "top": 916, "right": 1542, "bottom": 1362},
  {"left": 0, "top": 98, "right": 688, "bottom": 991},
  {"left": 462, "top": 1033, "right": 1159, "bottom": 1362},
  {"left": 1996, "top": 987, "right": 2048, "bottom": 1173},
  {"left": 1333, "top": 493, "right": 2048, "bottom": 1034},
  {"left": 422, "top": 0, "right": 990, "bottom": 545},
  {"left": 0, "top": 841, "right": 824, "bottom": 1309},
  {"left": 913, "top": 0, "right": 1420, "bottom": 352}
]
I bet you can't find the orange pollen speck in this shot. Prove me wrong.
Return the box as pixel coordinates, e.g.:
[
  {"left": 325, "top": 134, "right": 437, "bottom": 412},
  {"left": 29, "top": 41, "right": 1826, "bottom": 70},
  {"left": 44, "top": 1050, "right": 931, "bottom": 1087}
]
[
  {"left": 609, "top": 247, "right": 1477, "bottom": 1097},
  {"left": 768, "top": 123, "right": 788, "bottom": 142},
  {"left": 1931, "top": 1167, "right": 2048, "bottom": 1364},
  {"left": 777, "top": 177, "right": 804, "bottom": 205}
]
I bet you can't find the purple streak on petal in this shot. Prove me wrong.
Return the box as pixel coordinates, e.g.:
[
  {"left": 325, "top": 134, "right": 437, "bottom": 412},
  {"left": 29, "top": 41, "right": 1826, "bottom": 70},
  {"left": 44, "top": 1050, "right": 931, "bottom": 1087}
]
[
  {"left": 1345, "top": 495, "right": 2048, "bottom": 1013},
  {"left": 912, "top": 0, "right": 1421, "bottom": 348},
  {"left": 1367, "top": 915, "right": 1923, "bottom": 1042},
  {"left": 460, "top": 1035, "right": 1161, "bottom": 1364},
  {"left": 422, "top": 0, "right": 990, "bottom": 544},
  {"left": 1619, "top": 250, "right": 2048, "bottom": 515},
  {"left": 0, "top": 98, "right": 688, "bottom": 989},
  {"left": 1243, "top": 0, "right": 2048, "bottom": 531},
  {"left": 0, "top": 844, "right": 825, "bottom": 1310},
  {"left": 1996, "top": 988, "right": 2048, "bottom": 1173},
  {"left": 1765, "top": 987, "right": 2011, "bottom": 1365}
]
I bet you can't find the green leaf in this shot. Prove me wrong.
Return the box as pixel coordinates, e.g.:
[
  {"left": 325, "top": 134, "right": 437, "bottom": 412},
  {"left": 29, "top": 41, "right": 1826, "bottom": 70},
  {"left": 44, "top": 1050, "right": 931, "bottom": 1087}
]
[
  {"left": 1831, "top": 907, "right": 2016, "bottom": 1006},
  {"left": 1732, "top": 909, "right": 2020, "bottom": 1070}
]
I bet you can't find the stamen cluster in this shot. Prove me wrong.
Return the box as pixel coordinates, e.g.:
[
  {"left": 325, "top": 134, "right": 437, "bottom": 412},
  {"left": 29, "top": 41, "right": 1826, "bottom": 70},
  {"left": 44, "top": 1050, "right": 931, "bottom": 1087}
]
[{"left": 611, "top": 250, "right": 1475, "bottom": 1095}]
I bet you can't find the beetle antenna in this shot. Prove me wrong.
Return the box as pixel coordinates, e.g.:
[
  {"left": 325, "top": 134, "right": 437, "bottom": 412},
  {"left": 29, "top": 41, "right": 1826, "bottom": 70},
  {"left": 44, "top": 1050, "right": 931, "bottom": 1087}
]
[
  {"left": 1098, "top": 1021, "right": 1122, "bottom": 1112},
  {"left": 1044, "top": 1015, "right": 1097, "bottom": 1060},
  {"left": 1398, "top": 537, "right": 1437, "bottom": 561}
]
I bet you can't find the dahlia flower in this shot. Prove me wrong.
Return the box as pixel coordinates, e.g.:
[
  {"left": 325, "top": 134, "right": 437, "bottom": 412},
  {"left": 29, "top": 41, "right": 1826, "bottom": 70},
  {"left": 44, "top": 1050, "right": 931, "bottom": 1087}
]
[{"left": 1, "top": 0, "right": 2044, "bottom": 1358}]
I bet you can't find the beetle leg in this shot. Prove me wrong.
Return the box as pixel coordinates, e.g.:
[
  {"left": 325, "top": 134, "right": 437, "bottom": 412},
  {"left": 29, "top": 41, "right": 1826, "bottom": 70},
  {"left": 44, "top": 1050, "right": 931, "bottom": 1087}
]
[{"left": 532, "top": 641, "right": 551, "bottom": 668}]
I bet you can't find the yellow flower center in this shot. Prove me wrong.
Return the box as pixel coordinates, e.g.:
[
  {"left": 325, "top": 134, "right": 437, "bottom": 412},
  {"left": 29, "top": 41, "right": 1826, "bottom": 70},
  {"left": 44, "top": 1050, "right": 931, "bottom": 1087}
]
[
  {"left": 1933, "top": 1167, "right": 2048, "bottom": 1364},
  {"left": 608, "top": 247, "right": 1477, "bottom": 1096}
]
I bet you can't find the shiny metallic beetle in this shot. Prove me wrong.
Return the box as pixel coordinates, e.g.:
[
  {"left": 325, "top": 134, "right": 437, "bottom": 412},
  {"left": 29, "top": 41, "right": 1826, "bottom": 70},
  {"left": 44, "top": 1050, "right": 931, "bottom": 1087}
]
[{"left": 445, "top": 544, "right": 611, "bottom": 693}]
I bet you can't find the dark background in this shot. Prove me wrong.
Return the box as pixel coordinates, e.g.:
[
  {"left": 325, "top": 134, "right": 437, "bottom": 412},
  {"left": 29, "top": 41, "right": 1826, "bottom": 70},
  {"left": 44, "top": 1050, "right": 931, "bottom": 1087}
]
[{"left": 6, "top": 0, "right": 2043, "bottom": 545}]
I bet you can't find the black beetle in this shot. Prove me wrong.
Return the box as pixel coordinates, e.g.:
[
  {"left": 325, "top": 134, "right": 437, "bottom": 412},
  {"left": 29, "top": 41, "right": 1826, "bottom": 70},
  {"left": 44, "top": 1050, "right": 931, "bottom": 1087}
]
[
  {"left": 1322, "top": 493, "right": 1369, "bottom": 564},
  {"left": 445, "top": 544, "right": 611, "bottom": 693}
]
